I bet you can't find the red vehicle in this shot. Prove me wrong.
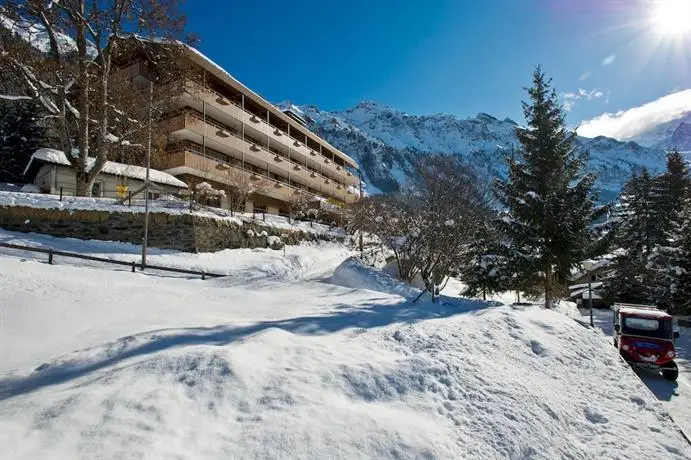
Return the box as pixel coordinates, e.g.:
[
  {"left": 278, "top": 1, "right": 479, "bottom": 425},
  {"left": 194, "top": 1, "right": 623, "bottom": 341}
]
[{"left": 612, "top": 303, "right": 680, "bottom": 381}]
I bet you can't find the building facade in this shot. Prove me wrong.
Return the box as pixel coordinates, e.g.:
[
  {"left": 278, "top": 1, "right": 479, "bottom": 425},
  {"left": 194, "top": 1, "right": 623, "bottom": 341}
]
[{"left": 122, "top": 45, "right": 361, "bottom": 216}]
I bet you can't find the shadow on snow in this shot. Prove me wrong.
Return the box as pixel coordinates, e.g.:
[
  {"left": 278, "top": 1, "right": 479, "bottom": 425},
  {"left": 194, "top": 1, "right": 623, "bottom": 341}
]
[{"left": 0, "top": 293, "right": 496, "bottom": 402}]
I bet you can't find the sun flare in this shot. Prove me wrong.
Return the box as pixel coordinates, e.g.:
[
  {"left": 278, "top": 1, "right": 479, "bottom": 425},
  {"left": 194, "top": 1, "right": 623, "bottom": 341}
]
[{"left": 652, "top": 0, "right": 691, "bottom": 37}]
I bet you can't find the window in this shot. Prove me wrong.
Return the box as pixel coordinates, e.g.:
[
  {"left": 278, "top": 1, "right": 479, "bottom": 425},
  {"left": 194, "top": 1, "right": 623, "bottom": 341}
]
[
  {"left": 91, "top": 182, "right": 102, "bottom": 197},
  {"left": 624, "top": 317, "right": 659, "bottom": 331},
  {"left": 621, "top": 315, "right": 672, "bottom": 339}
]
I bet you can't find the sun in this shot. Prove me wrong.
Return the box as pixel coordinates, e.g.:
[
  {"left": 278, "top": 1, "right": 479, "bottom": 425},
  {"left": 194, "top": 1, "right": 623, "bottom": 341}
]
[{"left": 652, "top": 0, "right": 691, "bottom": 37}]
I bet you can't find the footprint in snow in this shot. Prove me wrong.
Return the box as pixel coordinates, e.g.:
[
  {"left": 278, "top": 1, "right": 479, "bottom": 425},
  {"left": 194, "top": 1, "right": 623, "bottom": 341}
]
[
  {"left": 529, "top": 340, "right": 548, "bottom": 357},
  {"left": 583, "top": 406, "right": 608, "bottom": 424}
]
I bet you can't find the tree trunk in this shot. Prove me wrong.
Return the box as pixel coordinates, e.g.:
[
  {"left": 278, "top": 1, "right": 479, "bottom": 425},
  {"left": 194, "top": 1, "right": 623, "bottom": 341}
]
[
  {"left": 76, "top": 171, "right": 94, "bottom": 197},
  {"left": 545, "top": 265, "right": 553, "bottom": 309}
]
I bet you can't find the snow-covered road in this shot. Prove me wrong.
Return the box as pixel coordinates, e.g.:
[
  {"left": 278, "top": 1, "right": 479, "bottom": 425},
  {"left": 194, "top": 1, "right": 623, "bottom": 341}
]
[{"left": 582, "top": 307, "right": 691, "bottom": 441}]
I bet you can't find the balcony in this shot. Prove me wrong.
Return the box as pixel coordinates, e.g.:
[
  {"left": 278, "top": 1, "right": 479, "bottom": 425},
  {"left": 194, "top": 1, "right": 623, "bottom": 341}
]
[
  {"left": 177, "top": 81, "right": 360, "bottom": 186},
  {"left": 166, "top": 149, "right": 360, "bottom": 205},
  {"left": 164, "top": 113, "right": 360, "bottom": 204}
]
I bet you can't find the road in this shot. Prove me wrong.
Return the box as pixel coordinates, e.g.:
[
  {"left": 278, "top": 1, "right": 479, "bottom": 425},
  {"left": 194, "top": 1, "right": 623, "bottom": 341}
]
[{"left": 581, "top": 307, "right": 691, "bottom": 440}]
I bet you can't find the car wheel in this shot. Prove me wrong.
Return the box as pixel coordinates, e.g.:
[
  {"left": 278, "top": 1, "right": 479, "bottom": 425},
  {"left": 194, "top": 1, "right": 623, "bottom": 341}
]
[{"left": 662, "top": 362, "right": 679, "bottom": 382}]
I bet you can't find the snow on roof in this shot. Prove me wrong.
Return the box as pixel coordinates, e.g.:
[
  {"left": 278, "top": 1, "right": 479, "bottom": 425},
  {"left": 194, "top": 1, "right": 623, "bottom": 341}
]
[
  {"left": 617, "top": 307, "right": 672, "bottom": 319},
  {"left": 25, "top": 148, "right": 188, "bottom": 189}
]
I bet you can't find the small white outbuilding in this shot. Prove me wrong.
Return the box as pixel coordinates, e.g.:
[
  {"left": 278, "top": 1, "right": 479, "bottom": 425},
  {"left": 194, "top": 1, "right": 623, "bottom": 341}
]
[{"left": 23, "top": 148, "right": 188, "bottom": 198}]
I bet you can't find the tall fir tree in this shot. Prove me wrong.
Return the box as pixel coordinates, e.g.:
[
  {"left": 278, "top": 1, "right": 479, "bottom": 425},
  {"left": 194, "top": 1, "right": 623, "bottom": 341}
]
[
  {"left": 608, "top": 170, "right": 657, "bottom": 304},
  {"left": 495, "top": 67, "right": 602, "bottom": 308},
  {"left": 647, "top": 151, "right": 690, "bottom": 310},
  {"left": 0, "top": 100, "right": 46, "bottom": 184},
  {"left": 675, "top": 198, "right": 691, "bottom": 314}
]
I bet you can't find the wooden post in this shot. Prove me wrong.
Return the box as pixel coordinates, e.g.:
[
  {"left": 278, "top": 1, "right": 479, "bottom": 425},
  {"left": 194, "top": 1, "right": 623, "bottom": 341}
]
[
  {"left": 59, "top": 187, "right": 63, "bottom": 201},
  {"left": 132, "top": 261, "right": 136, "bottom": 273},
  {"left": 202, "top": 272, "right": 206, "bottom": 280},
  {"left": 48, "top": 248, "right": 53, "bottom": 265}
]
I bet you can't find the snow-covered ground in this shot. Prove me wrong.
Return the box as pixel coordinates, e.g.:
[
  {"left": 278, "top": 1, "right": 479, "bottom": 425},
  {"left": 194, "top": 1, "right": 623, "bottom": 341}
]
[
  {"left": 0, "top": 234, "right": 689, "bottom": 459},
  {"left": 582, "top": 307, "right": 691, "bottom": 441}
]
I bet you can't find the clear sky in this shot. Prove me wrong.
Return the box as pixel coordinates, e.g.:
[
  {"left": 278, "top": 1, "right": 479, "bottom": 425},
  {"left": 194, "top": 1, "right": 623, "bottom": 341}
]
[{"left": 186, "top": 0, "right": 691, "bottom": 132}]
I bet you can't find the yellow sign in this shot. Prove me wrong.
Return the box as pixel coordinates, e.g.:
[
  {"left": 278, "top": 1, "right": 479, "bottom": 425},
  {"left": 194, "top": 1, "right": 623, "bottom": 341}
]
[{"left": 116, "top": 184, "right": 129, "bottom": 198}]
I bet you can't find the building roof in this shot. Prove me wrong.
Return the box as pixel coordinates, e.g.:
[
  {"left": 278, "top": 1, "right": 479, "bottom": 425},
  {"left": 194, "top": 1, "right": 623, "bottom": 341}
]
[{"left": 24, "top": 148, "right": 188, "bottom": 189}]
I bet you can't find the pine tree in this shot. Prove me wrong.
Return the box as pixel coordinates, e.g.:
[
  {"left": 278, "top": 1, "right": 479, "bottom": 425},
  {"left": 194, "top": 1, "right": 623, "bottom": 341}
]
[
  {"left": 0, "top": 100, "right": 46, "bottom": 184},
  {"left": 495, "top": 67, "right": 602, "bottom": 308},
  {"left": 675, "top": 198, "right": 691, "bottom": 314},
  {"left": 460, "top": 221, "right": 508, "bottom": 300},
  {"left": 648, "top": 151, "right": 690, "bottom": 310},
  {"left": 608, "top": 170, "right": 656, "bottom": 304}
]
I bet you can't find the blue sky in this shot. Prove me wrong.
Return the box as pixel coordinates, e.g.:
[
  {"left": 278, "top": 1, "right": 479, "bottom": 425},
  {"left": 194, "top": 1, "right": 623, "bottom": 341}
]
[{"left": 186, "top": 1, "right": 691, "bottom": 132}]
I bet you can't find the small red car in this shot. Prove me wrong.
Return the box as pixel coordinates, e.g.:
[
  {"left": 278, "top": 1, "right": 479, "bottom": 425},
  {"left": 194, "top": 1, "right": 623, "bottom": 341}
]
[{"left": 612, "top": 303, "right": 680, "bottom": 381}]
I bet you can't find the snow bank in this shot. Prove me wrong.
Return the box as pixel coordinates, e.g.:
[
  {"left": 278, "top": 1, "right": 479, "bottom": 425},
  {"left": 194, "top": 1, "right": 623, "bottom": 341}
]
[
  {"left": 0, "top": 246, "right": 689, "bottom": 459},
  {"left": 330, "top": 257, "right": 419, "bottom": 298}
]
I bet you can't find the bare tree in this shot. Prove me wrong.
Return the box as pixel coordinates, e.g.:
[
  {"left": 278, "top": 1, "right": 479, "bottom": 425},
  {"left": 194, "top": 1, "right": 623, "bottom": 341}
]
[
  {"left": 222, "top": 167, "right": 269, "bottom": 214},
  {"left": 0, "top": 0, "right": 193, "bottom": 195},
  {"left": 352, "top": 155, "right": 492, "bottom": 302},
  {"left": 288, "top": 190, "right": 313, "bottom": 220},
  {"left": 412, "top": 156, "right": 493, "bottom": 301}
]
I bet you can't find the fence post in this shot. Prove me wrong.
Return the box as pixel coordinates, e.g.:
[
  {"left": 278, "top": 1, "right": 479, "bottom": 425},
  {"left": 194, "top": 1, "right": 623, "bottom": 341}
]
[
  {"left": 48, "top": 248, "right": 53, "bottom": 265},
  {"left": 263, "top": 211, "right": 266, "bottom": 222},
  {"left": 128, "top": 192, "right": 132, "bottom": 207},
  {"left": 131, "top": 261, "right": 136, "bottom": 273},
  {"left": 202, "top": 272, "right": 206, "bottom": 281},
  {"left": 59, "top": 187, "right": 63, "bottom": 201}
]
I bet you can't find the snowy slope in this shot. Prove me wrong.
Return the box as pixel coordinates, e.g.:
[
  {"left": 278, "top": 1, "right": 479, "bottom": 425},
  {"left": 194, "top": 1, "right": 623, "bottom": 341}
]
[
  {"left": 292, "top": 101, "right": 667, "bottom": 199},
  {"left": 1, "top": 234, "right": 690, "bottom": 459},
  {"left": 630, "top": 111, "right": 691, "bottom": 152}
]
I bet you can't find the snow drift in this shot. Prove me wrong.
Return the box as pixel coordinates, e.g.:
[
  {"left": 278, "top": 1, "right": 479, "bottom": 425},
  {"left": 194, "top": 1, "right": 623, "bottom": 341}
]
[{"left": 0, "top": 238, "right": 689, "bottom": 459}]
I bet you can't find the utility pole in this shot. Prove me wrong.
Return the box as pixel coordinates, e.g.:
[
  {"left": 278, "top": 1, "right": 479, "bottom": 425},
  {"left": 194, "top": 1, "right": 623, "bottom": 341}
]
[
  {"left": 588, "top": 272, "right": 595, "bottom": 327},
  {"left": 142, "top": 79, "right": 153, "bottom": 268}
]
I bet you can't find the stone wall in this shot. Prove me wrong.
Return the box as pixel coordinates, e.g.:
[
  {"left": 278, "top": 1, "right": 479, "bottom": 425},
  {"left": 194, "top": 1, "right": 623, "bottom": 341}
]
[{"left": 0, "top": 206, "right": 340, "bottom": 252}]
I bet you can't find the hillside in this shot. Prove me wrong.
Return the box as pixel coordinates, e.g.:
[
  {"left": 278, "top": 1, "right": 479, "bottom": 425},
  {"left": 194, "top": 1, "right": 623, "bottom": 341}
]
[
  {"left": 294, "top": 101, "right": 668, "bottom": 200},
  {"left": 0, "top": 230, "right": 690, "bottom": 459}
]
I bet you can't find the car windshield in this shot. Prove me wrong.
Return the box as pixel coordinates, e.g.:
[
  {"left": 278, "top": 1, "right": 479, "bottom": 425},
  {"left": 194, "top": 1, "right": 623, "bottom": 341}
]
[{"left": 622, "top": 316, "right": 672, "bottom": 339}]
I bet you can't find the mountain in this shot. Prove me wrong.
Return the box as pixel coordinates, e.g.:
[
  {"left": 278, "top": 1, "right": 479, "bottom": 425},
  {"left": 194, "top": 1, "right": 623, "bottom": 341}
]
[
  {"left": 292, "top": 101, "right": 667, "bottom": 201},
  {"left": 629, "top": 111, "right": 691, "bottom": 152}
]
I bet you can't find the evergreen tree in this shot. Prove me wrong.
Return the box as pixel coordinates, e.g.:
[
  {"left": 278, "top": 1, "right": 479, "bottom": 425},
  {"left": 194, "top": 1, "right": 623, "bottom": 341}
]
[
  {"left": 495, "top": 67, "right": 602, "bottom": 308},
  {"left": 460, "top": 221, "right": 508, "bottom": 300},
  {"left": 0, "top": 100, "right": 45, "bottom": 184},
  {"left": 674, "top": 198, "right": 691, "bottom": 314},
  {"left": 608, "top": 170, "right": 656, "bottom": 304},
  {"left": 648, "top": 151, "right": 690, "bottom": 310}
]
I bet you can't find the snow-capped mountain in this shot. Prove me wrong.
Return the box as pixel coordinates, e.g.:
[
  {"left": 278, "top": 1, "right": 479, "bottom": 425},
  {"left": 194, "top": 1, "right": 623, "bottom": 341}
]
[
  {"left": 630, "top": 111, "right": 691, "bottom": 152},
  {"left": 292, "top": 101, "right": 667, "bottom": 200}
]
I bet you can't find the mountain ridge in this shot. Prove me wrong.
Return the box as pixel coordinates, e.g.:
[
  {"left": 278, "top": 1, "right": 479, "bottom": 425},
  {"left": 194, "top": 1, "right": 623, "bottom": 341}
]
[{"left": 287, "top": 101, "right": 670, "bottom": 200}]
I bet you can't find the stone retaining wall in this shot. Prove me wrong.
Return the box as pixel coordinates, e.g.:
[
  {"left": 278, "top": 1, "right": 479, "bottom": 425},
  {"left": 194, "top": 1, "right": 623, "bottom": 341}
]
[{"left": 0, "top": 206, "right": 340, "bottom": 252}]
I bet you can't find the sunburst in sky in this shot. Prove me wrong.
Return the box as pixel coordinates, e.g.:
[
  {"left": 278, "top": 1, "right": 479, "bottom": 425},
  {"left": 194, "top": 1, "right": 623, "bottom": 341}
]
[{"left": 651, "top": 0, "right": 691, "bottom": 38}]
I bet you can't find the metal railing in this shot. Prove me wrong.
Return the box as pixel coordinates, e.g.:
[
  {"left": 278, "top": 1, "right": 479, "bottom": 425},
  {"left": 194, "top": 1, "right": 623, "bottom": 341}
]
[
  {"left": 0, "top": 241, "right": 224, "bottom": 279},
  {"left": 193, "top": 83, "right": 348, "bottom": 166},
  {"left": 179, "top": 111, "right": 351, "bottom": 189}
]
